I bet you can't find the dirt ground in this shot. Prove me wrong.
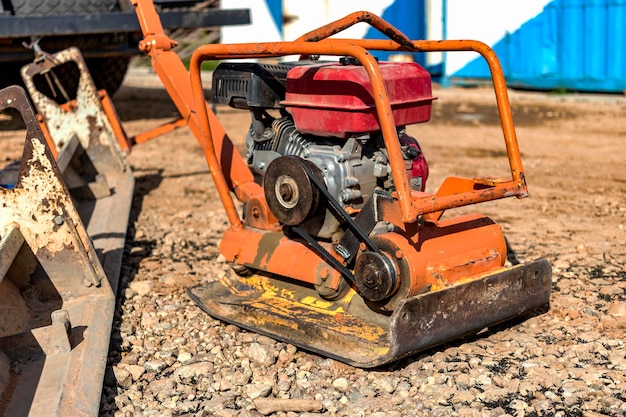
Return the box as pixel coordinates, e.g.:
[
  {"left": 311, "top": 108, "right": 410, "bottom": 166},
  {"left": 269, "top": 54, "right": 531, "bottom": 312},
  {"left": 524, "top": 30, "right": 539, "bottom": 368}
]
[
  {"left": 113, "top": 66, "right": 626, "bottom": 271},
  {"left": 115, "top": 67, "right": 626, "bottom": 416},
  {"left": 1, "top": 64, "right": 625, "bottom": 416}
]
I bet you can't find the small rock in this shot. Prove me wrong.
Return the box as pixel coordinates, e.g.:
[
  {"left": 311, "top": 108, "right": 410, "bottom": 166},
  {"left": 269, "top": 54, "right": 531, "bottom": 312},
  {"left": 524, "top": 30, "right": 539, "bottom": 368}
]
[
  {"left": 112, "top": 366, "right": 132, "bottom": 388},
  {"left": 451, "top": 390, "right": 475, "bottom": 405},
  {"left": 159, "top": 273, "right": 192, "bottom": 286},
  {"left": 177, "top": 400, "right": 198, "bottom": 413},
  {"left": 129, "top": 280, "right": 154, "bottom": 296},
  {"left": 245, "top": 383, "right": 273, "bottom": 399},
  {"left": 124, "top": 287, "right": 137, "bottom": 299},
  {"left": 246, "top": 343, "right": 277, "bottom": 367},
  {"left": 144, "top": 359, "right": 167, "bottom": 373},
  {"left": 607, "top": 302, "right": 626, "bottom": 317},
  {"left": 148, "top": 378, "right": 177, "bottom": 402},
  {"left": 141, "top": 313, "right": 160, "bottom": 328},
  {"left": 457, "top": 408, "right": 481, "bottom": 417},
  {"left": 456, "top": 373, "right": 472, "bottom": 390},
  {"left": 174, "top": 361, "right": 215, "bottom": 380},
  {"left": 376, "top": 377, "right": 398, "bottom": 394},
  {"left": 227, "top": 370, "right": 251, "bottom": 386},
  {"left": 332, "top": 377, "right": 350, "bottom": 393},
  {"left": 177, "top": 351, "right": 193, "bottom": 364},
  {"left": 121, "top": 364, "right": 145, "bottom": 382}
]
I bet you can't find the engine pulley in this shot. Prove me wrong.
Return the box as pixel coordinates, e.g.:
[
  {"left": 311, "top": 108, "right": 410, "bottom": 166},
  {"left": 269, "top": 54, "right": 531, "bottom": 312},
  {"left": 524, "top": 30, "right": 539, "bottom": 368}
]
[
  {"left": 264, "top": 156, "right": 325, "bottom": 226},
  {"left": 354, "top": 250, "right": 399, "bottom": 302}
]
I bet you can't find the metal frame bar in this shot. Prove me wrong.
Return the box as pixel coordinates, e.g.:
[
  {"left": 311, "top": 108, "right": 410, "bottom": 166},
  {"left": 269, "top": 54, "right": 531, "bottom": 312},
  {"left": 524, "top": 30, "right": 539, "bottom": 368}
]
[
  {"left": 0, "top": 9, "right": 250, "bottom": 38},
  {"left": 188, "top": 12, "right": 527, "bottom": 224}
]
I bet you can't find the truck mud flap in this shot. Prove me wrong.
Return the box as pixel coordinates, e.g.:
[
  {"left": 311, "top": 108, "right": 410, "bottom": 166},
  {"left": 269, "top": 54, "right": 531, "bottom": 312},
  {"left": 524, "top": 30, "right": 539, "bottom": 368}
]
[
  {"left": 0, "top": 81, "right": 133, "bottom": 415},
  {"left": 188, "top": 258, "right": 551, "bottom": 368}
]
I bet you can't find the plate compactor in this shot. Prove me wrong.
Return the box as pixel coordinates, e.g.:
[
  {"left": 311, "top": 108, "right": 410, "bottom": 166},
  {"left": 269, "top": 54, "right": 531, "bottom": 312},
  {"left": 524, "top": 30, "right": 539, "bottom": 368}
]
[
  {"left": 167, "top": 13, "right": 554, "bottom": 367},
  {"left": 0, "top": 12, "right": 551, "bottom": 414}
]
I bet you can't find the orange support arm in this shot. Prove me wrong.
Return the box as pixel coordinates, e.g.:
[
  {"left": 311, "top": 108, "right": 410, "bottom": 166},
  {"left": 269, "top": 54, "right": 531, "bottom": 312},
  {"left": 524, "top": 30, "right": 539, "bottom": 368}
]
[
  {"left": 131, "top": 0, "right": 259, "bottom": 230},
  {"left": 131, "top": 4, "right": 526, "bottom": 226},
  {"left": 188, "top": 38, "right": 526, "bottom": 225}
]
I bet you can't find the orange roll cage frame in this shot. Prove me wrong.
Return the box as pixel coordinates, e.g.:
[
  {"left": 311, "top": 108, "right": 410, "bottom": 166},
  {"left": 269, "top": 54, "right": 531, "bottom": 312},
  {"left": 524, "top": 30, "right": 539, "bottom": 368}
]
[{"left": 132, "top": 0, "right": 526, "bottom": 228}]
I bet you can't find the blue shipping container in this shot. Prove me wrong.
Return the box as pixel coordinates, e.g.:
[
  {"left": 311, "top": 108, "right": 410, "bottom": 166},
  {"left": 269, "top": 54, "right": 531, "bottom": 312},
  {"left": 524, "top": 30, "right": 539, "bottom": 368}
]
[
  {"left": 362, "top": 0, "right": 444, "bottom": 79},
  {"left": 450, "top": 0, "right": 626, "bottom": 93}
]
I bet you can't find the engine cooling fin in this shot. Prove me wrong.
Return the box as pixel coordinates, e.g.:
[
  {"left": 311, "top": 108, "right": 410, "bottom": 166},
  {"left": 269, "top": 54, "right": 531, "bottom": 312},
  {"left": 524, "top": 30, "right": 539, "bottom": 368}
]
[{"left": 188, "top": 258, "right": 551, "bottom": 368}]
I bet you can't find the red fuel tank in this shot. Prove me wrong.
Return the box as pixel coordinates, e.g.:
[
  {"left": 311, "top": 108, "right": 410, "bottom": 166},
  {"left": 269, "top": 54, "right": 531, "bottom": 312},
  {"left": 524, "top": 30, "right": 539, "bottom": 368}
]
[{"left": 282, "top": 60, "right": 436, "bottom": 138}]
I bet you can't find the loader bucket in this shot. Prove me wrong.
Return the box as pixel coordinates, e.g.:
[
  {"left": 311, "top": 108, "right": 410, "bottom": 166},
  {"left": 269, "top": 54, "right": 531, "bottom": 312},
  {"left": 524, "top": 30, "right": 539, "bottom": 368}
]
[
  {"left": 188, "top": 258, "right": 551, "bottom": 368},
  {"left": 0, "top": 82, "right": 133, "bottom": 415}
]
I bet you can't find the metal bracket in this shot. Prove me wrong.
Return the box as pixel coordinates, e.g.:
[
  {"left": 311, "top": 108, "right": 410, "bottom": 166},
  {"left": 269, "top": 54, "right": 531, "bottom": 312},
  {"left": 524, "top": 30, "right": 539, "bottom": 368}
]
[{"left": 0, "top": 84, "right": 120, "bottom": 417}]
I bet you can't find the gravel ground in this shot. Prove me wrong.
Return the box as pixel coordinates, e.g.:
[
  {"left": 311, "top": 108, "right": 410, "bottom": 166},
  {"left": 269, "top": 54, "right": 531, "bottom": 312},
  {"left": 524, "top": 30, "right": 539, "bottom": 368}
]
[{"left": 97, "top": 67, "right": 626, "bottom": 417}]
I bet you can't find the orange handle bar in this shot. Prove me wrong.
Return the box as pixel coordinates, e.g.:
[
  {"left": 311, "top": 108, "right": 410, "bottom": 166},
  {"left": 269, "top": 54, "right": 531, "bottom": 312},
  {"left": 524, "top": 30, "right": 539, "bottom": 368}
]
[
  {"left": 190, "top": 40, "right": 526, "bottom": 225},
  {"left": 132, "top": 1, "right": 525, "bottom": 225}
]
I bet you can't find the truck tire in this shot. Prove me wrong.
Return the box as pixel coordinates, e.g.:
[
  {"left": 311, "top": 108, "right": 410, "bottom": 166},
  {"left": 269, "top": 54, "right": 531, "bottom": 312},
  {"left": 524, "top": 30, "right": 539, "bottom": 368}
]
[
  {"left": 86, "top": 56, "right": 130, "bottom": 96},
  {"left": 27, "top": 55, "right": 130, "bottom": 102},
  {"left": 8, "top": 0, "right": 118, "bottom": 16},
  {"left": 6, "top": 0, "right": 130, "bottom": 96}
]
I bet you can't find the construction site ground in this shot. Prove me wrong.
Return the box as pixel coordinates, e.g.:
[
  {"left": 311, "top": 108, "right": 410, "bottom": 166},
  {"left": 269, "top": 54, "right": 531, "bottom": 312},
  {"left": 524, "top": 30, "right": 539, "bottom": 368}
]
[{"left": 1, "top": 64, "right": 625, "bottom": 416}]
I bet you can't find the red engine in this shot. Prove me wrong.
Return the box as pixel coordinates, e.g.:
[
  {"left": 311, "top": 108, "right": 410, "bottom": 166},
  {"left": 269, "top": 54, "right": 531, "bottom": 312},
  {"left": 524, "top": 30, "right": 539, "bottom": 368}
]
[
  {"left": 283, "top": 59, "right": 434, "bottom": 138},
  {"left": 212, "top": 59, "right": 432, "bottom": 239}
]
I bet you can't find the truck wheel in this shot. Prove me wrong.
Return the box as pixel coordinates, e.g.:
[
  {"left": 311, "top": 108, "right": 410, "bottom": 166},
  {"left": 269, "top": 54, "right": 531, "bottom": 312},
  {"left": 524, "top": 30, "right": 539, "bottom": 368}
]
[
  {"left": 7, "top": 0, "right": 129, "bottom": 96},
  {"left": 8, "top": 0, "right": 118, "bottom": 15},
  {"left": 86, "top": 56, "right": 131, "bottom": 97},
  {"left": 27, "top": 56, "right": 130, "bottom": 102}
]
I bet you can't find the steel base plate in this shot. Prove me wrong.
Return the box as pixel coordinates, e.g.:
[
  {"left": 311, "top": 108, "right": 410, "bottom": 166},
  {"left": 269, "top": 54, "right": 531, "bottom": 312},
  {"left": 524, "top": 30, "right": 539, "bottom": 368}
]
[{"left": 188, "top": 258, "right": 551, "bottom": 368}]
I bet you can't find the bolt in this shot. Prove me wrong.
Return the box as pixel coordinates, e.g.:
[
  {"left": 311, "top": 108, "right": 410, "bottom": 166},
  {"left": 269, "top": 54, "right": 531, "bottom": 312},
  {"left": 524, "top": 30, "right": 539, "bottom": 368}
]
[
  {"left": 82, "top": 278, "right": 93, "bottom": 288},
  {"left": 395, "top": 250, "right": 404, "bottom": 259},
  {"left": 252, "top": 207, "right": 261, "bottom": 219},
  {"left": 319, "top": 267, "right": 330, "bottom": 281},
  {"left": 51, "top": 309, "right": 71, "bottom": 335},
  {"left": 54, "top": 215, "right": 64, "bottom": 225},
  {"left": 279, "top": 183, "right": 294, "bottom": 202},
  {"left": 363, "top": 264, "right": 381, "bottom": 289}
]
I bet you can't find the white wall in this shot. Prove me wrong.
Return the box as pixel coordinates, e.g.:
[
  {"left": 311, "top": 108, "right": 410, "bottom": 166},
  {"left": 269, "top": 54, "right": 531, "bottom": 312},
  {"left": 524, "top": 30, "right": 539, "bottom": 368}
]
[
  {"left": 444, "top": 0, "right": 549, "bottom": 75},
  {"left": 283, "top": 0, "right": 395, "bottom": 41},
  {"left": 219, "top": 0, "right": 551, "bottom": 74},
  {"left": 220, "top": 0, "right": 282, "bottom": 45}
]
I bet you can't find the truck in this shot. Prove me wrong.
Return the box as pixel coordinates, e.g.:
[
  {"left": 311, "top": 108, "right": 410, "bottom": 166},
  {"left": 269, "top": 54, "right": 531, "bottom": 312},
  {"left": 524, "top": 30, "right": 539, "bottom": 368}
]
[{"left": 0, "top": 0, "right": 250, "bottom": 95}]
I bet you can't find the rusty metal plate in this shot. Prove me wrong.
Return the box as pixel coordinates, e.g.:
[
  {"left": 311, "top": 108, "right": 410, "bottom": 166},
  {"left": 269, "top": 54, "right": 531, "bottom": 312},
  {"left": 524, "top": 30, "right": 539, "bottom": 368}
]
[
  {"left": 188, "top": 258, "right": 551, "bottom": 368},
  {"left": 0, "top": 85, "right": 133, "bottom": 416}
]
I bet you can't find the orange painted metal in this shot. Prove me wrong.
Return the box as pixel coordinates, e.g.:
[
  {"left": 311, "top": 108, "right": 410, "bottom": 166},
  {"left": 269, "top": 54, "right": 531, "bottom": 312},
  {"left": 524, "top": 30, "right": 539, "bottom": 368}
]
[
  {"left": 130, "top": 2, "right": 524, "bottom": 296},
  {"left": 37, "top": 114, "right": 58, "bottom": 159},
  {"left": 364, "top": 213, "right": 507, "bottom": 311},
  {"left": 187, "top": 24, "right": 526, "bottom": 226},
  {"left": 99, "top": 89, "right": 133, "bottom": 152},
  {"left": 295, "top": 11, "right": 414, "bottom": 48},
  {"left": 219, "top": 227, "right": 344, "bottom": 290},
  {"left": 132, "top": 117, "right": 187, "bottom": 145},
  {"left": 131, "top": 0, "right": 261, "bottom": 230}
]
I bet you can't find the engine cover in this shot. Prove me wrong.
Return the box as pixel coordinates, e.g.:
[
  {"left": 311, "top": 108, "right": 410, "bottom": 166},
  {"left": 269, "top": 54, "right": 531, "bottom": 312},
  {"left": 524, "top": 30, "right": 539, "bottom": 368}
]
[
  {"left": 212, "top": 59, "right": 430, "bottom": 241},
  {"left": 282, "top": 61, "right": 435, "bottom": 138}
]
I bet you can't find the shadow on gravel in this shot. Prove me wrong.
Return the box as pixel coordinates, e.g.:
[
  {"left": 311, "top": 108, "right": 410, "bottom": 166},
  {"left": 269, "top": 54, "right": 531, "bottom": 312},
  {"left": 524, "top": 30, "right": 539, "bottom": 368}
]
[
  {"left": 112, "top": 85, "right": 213, "bottom": 122},
  {"left": 387, "top": 308, "right": 548, "bottom": 373},
  {"left": 429, "top": 97, "right": 577, "bottom": 128}
]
